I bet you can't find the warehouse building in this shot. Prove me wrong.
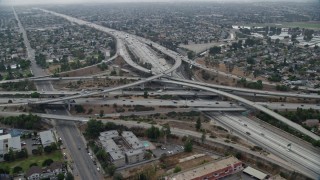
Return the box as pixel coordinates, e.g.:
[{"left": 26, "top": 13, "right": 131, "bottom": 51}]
[
  {"left": 39, "top": 130, "right": 55, "bottom": 147},
  {"left": 243, "top": 166, "right": 268, "bottom": 180},
  {"left": 167, "top": 156, "right": 243, "bottom": 180}
]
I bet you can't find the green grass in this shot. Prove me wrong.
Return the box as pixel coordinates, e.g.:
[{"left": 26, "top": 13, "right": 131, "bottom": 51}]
[{"left": 0, "top": 150, "right": 63, "bottom": 174}]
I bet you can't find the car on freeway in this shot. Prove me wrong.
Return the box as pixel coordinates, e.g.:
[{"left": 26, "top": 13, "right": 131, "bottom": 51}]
[{"left": 246, "top": 132, "right": 251, "bottom": 135}]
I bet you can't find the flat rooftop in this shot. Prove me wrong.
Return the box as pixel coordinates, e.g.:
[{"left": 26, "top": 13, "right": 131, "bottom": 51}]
[
  {"left": 100, "top": 130, "right": 119, "bottom": 140},
  {"left": 8, "top": 136, "right": 21, "bottom": 151},
  {"left": 125, "top": 149, "right": 144, "bottom": 157},
  {"left": 122, "top": 131, "right": 144, "bottom": 150},
  {"left": 0, "top": 134, "right": 11, "bottom": 141},
  {"left": 109, "top": 150, "right": 125, "bottom": 160},
  {"left": 243, "top": 166, "right": 268, "bottom": 180},
  {"left": 39, "top": 130, "right": 55, "bottom": 145},
  {"left": 101, "top": 139, "right": 120, "bottom": 153},
  {"left": 169, "top": 156, "right": 241, "bottom": 180}
]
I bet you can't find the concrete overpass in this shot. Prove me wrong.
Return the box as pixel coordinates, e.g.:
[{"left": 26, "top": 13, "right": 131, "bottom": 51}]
[
  {"left": 163, "top": 77, "right": 320, "bottom": 100},
  {"left": 160, "top": 79, "right": 320, "bottom": 141},
  {"left": 3, "top": 74, "right": 320, "bottom": 100}
]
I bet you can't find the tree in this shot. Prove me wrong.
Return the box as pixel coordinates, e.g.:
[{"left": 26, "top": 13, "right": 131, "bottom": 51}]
[
  {"left": 18, "top": 59, "right": 31, "bottom": 70},
  {"left": 106, "top": 165, "right": 116, "bottom": 176},
  {"left": 209, "top": 46, "right": 221, "bottom": 55},
  {"left": 173, "top": 166, "right": 182, "bottom": 173},
  {"left": 113, "top": 173, "right": 123, "bottom": 180},
  {"left": 29, "top": 163, "right": 38, "bottom": 167},
  {"left": 44, "top": 146, "right": 53, "bottom": 154},
  {"left": 184, "top": 138, "right": 193, "bottom": 152},
  {"left": 143, "top": 91, "right": 149, "bottom": 98},
  {"left": 65, "top": 172, "right": 74, "bottom": 180},
  {"left": 0, "top": 166, "right": 10, "bottom": 174},
  {"left": 0, "top": 60, "right": 6, "bottom": 71},
  {"left": 57, "top": 173, "right": 65, "bottom": 180},
  {"left": 246, "top": 57, "right": 255, "bottom": 65},
  {"left": 201, "top": 131, "right": 206, "bottom": 143},
  {"left": 99, "top": 110, "right": 104, "bottom": 117},
  {"left": 87, "top": 108, "right": 93, "bottom": 114},
  {"left": 85, "top": 119, "right": 104, "bottom": 138},
  {"left": 30, "top": 92, "right": 40, "bottom": 98},
  {"left": 13, "top": 166, "right": 23, "bottom": 174},
  {"left": 195, "top": 118, "right": 201, "bottom": 131},
  {"left": 161, "top": 123, "right": 171, "bottom": 144},
  {"left": 75, "top": 105, "right": 85, "bottom": 113},
  {"left": 146, "top": 125, "right": 161, "bottom": 140},
  {"left": 42, "top": 158, "right": 53, "bottom": 167},
  {"left": 187, "top": 51, "right": 195, "bottom": 59},
  {"left": 35, "top": 53, "right": 47, "bottom": 68}
]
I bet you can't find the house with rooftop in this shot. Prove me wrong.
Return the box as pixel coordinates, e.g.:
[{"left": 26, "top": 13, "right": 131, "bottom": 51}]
[{"left": 25, "top": 162, "right": 65, "bottom": 180}]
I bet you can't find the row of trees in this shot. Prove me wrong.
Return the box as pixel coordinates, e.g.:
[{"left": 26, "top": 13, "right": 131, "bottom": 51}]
[
  {"left": 35, "top": 53, "right": 47, "bottom": 68},
  {"left": 0, "top": 59, "right": 31, "bottom": 71},
  {"left": 88, "top": 141, "right": 116, "bottom": 176},
  {"left": 85, "top": 119, "right": 129, "bottom": 139},
  {"left": 0, "top": 114, "right": 42, "bottom": 130},
  {"left": 0, "top": 80, "right": 35, "bottom": 91},
  {"left": 238, "top": 78, "right": 263, "bottom": 90},
  {"left": 2, "top": 148, "right": 28, "bottom": 162}
]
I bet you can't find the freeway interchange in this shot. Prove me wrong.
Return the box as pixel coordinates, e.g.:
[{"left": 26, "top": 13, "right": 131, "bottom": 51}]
[{"left": 1, "top": 8, "right": 320, "bottom": 180}]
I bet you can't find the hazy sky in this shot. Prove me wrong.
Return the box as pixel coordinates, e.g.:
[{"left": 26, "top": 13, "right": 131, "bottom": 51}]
[{"left": 1, "top": 0, "right": 318, "bottom": 5}]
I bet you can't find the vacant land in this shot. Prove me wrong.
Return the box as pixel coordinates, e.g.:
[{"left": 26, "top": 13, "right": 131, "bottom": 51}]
[{"left": 179, "top": 42, "right": 225, "bottom": 53}]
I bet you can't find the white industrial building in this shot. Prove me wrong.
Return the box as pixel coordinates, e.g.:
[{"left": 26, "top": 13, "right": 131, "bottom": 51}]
[
  {"left": 39, "top": 130, "right": 55, "bottom": 147},
  {"left": 8, "top": 136, "right": 22, "bottom": 151},
  {"left": 0, "top": 134, "right": 21, "bottom": 161}
]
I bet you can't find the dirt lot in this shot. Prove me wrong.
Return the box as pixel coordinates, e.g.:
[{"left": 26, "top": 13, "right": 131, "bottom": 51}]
[{"left": 52, "top": 77, "right": 136, "bottom": 91}]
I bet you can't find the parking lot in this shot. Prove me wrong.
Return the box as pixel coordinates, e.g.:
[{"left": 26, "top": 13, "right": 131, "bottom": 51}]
[
  {"left": 152, "top": 144, "right": 184, "bottom": 158},
  {"left": 23, "top": 136, "right": 42, "bottom": 155}
]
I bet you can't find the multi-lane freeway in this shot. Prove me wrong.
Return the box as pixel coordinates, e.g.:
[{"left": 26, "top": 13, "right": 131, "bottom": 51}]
[
  {"left": 159, "top": 79, "right": 320, "bottom": 140},
  {"left": 209, "top": 112, "right": 320, "bottom": 179},
  {"left": 1, "top": 110, "right": 319, "bottom": 179},
  {"left": 2, "top": 7, "right": 319, "bottom": 180},
  {"left": 3, "top": 74, "right": 320, "bottom": 100}
]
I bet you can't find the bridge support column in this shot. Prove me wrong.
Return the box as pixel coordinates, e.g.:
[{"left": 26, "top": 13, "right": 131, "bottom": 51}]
[
  {"left": 142, "top": 83, "right": 145, "bottom": 90},
  {"left": 67, "top": 101, "right": 71, "bottom": 111}
]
